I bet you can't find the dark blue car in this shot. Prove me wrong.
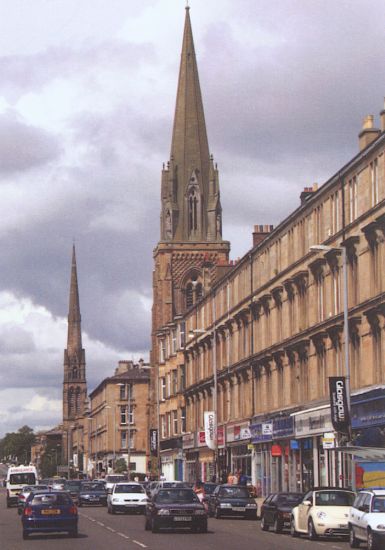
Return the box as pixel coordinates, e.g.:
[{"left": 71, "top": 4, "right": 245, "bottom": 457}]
[{"left": 21, "top": 490, "right": 78, "bottom": 539}]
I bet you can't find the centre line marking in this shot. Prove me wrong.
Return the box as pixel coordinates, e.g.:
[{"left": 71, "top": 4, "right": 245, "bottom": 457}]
[
  {"left": 117, "top": 532, "right": 130, "bottom": 539},
  {"left": 133, "top": 540, "right": 147, "bottom": 548}
]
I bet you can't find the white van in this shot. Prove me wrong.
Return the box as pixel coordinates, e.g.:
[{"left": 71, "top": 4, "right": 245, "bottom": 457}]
[{"left": 6, "top": 465, "right": 38, "bottom": 507}]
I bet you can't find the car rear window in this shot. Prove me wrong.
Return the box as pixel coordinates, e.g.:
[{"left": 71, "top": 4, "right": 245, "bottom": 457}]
[
  {"left": 315, "top": 491, "right": 355, "bottom": 506},
  {"left": 156, "top": 490, "right": 199, "bottom": 504},
  {"left": 30, "top": 493, "right": 72, "bottom": 505},
  {"left": 82, "top": 483, "right": 105, "bottom": 492},
  {"left": 114, "top": 484, "right": 144, "bottom": 494},
  {"left": 219, "top": 487, "right": 249, "bottom": 498},
  {"left": 276, "top": 494, "right": 303, "bottom": 505}
]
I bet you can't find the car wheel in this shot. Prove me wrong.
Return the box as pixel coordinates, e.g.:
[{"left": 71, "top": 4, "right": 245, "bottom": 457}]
[
  {"left": 111, "top": 506, "right": 116, "bottom": 515},
  {"left": 144, "top": 516, "right": 151, "bottom": 531},
  {"left": 261, "top": 515, "right": 269, "bottom": 531},
  {"left": 22, "top": 531, "right": 29, "bottom": 540},
  {"left": 273, "top": 516, "right": 282, "bottom": 533},
  {"left": 69, "top": 527, "right": 78, "bottom": 538},
  {"left": 367, "top": 529, "right": 378, "bottom": 550},
  {"left": 349, "top": 525, "right": 360, "bottom": 548},
  {"left": 151, "top": 518, "right": 159, "bottom": 533},
  {"left": 215, "top": 507, "right": 222, "bottom": 519},
  {"left": 290, "top": 516, "right": 299, "bottom": 537},
  {"left": 308, "top": 518, "right": 318, "bottom": 540}
]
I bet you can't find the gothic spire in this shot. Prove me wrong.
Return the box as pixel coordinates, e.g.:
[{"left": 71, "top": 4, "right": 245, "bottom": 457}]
[
  {"left": 161, "top": 6, "right": 223, "bottom": 243},
  {"left": 67, "top": 244, "right": 82, "bottom": 354}
]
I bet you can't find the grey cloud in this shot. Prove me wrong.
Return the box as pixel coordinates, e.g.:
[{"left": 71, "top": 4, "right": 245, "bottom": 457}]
[
  {"left": 0, "top": 112, "right": 61, "bottom": 174},
  {"left": 0, "top": 326, "right": 36, "bottom": 354}
]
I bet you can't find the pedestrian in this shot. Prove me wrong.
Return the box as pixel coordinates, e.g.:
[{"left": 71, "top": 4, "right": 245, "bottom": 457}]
[
  {"left": 239, "top": 470, "right": 247, "bottom": 485},
  {"left": 193, "top": 480, "right": 207, "bottom": 511}
]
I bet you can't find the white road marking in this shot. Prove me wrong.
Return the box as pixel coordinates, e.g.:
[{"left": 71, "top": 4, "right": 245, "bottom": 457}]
[
  {"left": 117, "top": 532, "right": 130, "bottom": 539},
  {"left": 132, "top": 540, "right": 147, "bottom": 548}
]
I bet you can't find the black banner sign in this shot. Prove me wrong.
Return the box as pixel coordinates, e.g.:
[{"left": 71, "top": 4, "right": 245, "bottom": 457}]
[
  {"left": 150, "top": 429, "right": 158, "bottom": 456},
  {"left": 329, "top": 376, "right": 350, "bottom": 436}
]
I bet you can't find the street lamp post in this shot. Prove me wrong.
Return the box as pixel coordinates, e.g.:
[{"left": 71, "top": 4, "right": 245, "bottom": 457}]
[
  {"left": 118, "top": 383, "right": 131, "bottom": 478},
  {"left": 189, "top": 295, "right": 218, "bottom": 482},
  {"left": 310, "top": 244, "right": 351, "bottom": 437}
]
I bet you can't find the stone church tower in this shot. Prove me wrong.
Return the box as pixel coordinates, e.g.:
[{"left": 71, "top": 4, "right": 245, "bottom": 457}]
[
  {"left": 63, "top": 245, "right": 87, "bottom": 426},
  {"left": 152, "top": 6, "right": 230, "bottom": 338}
]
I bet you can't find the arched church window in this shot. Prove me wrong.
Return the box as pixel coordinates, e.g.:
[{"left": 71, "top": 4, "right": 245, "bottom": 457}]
[
  {"left": 196, "top": 283, "right": 203, "bottom": 301},
  {"left": 186, "top": 283, "right": 193, "bottom": 309},
  {"left": 188, "top": 187, "right": 200, "bottom": 234},
  {"left": 68, "top": 388, "right": 75, "bottom": 417},
  {"left": 75, "top": 387, "right": 81, "bottom": 414}
]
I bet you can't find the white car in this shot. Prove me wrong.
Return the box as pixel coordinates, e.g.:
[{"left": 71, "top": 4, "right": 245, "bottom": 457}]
[
  {"left": 104, "top": 474, "right": 127, "bottom": 492},
  {"left": 349, "top": 488, "right": 385, "bottom": 550},
  {"left": 290, "top": 487, "right": 355, "bottom": 540},
  {"left": 107, "top": 482, "right": 148, "bottom": 514}
]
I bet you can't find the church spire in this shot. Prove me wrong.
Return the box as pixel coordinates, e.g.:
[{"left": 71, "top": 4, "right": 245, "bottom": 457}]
[
  {"left": 161, "top": 6, "right": 223, "bottom": 243},
  {"left": 67, "top": 244, "right": 82, "bottom": 354},
  {"left": 63, "top": 245, "right": 87, "bottom": 422}
]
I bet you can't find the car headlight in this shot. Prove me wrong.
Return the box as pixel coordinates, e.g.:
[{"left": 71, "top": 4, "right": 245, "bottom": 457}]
[
  {"left": 246, "top": 503, "right": 257, "bottom": 508},
  {"left": 376, "top": 524, "right": 385, "bottom": 530},
  {"left": 112, "top": 498, "right": 120, "bottom": 503},
  {"left": 194, "top": 510, "right": 206, "bottom": 515},
  {"left": 157, "top": 509, "right": 170, "bottom": 515},
  {"left": 83, "top": 494, "right": 90, "bottom": 498},
  {"left": 316, "top": 511, "right": 327, "bottom": 520},
  {"left": 141, "top": 498, "right": 148, "bottom": 502},
  {"left": 219, "top": 503, "right": 231, "bottom": 508}
]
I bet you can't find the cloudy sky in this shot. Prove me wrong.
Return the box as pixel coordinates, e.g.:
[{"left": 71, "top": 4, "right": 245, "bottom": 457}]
[{"left": 0, "top": 0, "right": 384, "bottom": 437}]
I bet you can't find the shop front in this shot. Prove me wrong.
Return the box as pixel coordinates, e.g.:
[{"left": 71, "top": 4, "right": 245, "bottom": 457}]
[
  {"left": 226, "top": 422, "right": 251, "bottom": 480},
  {"left": 183, "top": 432, "right": 197, "bottom": 482},
  {"left": 159, "top": 437, "right": 183, "bottom": 481},
  {"left": 250, "top": 414, "right": 295, "bottom": 497}
]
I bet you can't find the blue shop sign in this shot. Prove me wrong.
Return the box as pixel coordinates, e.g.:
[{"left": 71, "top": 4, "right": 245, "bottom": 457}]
[
  {"left": 251, "top": 416, "right": 294, "bottom": 444},
  {"left": 351, "top": 396, "right": 385, "bottom": 429}
]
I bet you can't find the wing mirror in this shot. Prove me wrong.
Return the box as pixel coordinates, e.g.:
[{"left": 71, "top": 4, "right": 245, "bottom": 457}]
[{"left": 302, "top": 500, "right": 312, "bottom": 507}]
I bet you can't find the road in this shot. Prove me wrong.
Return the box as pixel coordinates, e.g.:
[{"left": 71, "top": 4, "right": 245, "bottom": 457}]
[{"left": 0, "top": 488, "right": 353, "bottom": 550}]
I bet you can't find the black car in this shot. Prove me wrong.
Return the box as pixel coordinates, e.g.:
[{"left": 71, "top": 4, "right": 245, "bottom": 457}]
[
  {"left": 208, "top": 484, "right": 258, "bottom": 519},
  {"left": 63, "top": 480, "right": 83, "bottom": 504},
  {"left": 78, "top": 481, "right": 107, "bottom": 507},
  {"left": 260, "top": 492, "right": 303, "bottom": 533},
  {"left": 145, "top": 487, "right": 208, "bottom": 533}
]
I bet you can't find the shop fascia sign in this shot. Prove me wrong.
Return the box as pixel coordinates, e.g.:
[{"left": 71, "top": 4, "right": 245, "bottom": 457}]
[
  {"left": 227, "top": 422, "right": 251, "bottom": 442},
  {"left": 251, "top": 416, "right": 294, "bottom": 443},
  {"left": 294, "top": 406, "right": 332, "bottom": 437},
  {"left": 182, "top": 432, "right": 195, "bottom": 450}
]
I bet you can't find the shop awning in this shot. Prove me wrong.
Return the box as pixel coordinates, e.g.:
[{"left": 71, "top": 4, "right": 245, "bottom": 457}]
[{"left": 330, "top": 446, "right": 385, "bottom": 461}]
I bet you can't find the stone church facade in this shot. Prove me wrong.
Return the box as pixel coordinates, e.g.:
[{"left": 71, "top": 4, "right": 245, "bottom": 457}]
[{"left": 152, "top": 9, "right": 385, "bottom": 490}]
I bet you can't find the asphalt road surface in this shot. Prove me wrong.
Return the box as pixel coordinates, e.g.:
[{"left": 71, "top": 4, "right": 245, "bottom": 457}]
[{"left": 0, "top": 488, "right": 353, "bottom": 550}]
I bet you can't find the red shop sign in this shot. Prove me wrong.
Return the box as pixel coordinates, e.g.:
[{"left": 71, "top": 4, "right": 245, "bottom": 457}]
[{"left": 271, "top": 444, "right": 282, "bottom": 457}]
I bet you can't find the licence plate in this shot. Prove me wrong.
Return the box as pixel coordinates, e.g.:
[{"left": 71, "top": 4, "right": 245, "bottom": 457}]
[
  {"left": 174, "top": 516, "right": 192, "bottom": 521},
  {"left": 232, "top": 507, "right": 245, "bottom": 511},
  {"left": 41, "top": 509, "right": 61, "bottom": 515}
]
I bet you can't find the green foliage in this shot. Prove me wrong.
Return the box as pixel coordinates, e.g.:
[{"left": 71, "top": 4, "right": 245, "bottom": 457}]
[
  {"left": 40, "top": 443, "right": 62, "bottom": 478},
  {"left": 0, "top": 425, "right": 35, "bottom": 464},
  {"left": 114, "top": 458, "right": 127, "bottom": 473}
]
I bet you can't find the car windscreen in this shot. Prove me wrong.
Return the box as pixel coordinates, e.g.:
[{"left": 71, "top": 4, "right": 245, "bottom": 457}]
[
  {"left": 372, "top": 496, "right": 385, "bottom": 512},
  {"left": 155, "top": 490, "right": 199, "bottom": 504},
  {"left": 30, "top": 493, "right": 72, "bottom": 506},
  {"left": 162, "top": 482, "right": 188, "bottom": 488},
  {"left": 203, "top": 484, "right": 217, "bottom": 494},
  {"left": 315, "top": 491, "right": 355, "bottom": 506},
  {"left": 9, "top": 473, "right": 36, "bottom": 485},
  {"left": 219, "top": 487, "right": 249, "bottom": 498},
  {"left": 114, "top": 484, "right": 144, "bottom": 494}
]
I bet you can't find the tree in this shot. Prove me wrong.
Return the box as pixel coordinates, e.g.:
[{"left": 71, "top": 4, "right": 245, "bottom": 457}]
[
  {"left": 0, "top": 426, "right": 35, "bottom": 464},
  {"left": 114, "top": 458, "right": 127, "bottom": 474}
]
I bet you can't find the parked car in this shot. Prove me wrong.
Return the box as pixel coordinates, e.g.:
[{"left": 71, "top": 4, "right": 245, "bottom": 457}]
[
  {"left": 349, "top": 488, "right": 385, "bottom": 549},
  {"left": 145, "top": 487, "right": 208, "bottom": 533},
  {"left": 260, "top": 492, "right": 303, "bottom": 532},
  {"left": 208, "top": 484, "right": 258, "bottom": 519},
  {"left": 107, "top": 482, "right": 148, "bottom": 514},
  {"left": 21, "top": 490, "right": 78, "bottom": 539},
  {"left": 17, "top": 485, "right": 50, "bottom": 514},
  {"left": 78, "top": 481, "right": 107, "bottom": 507},
  {"left": 63, "top": 479, "right": 83, "bottom": 503},
  {"left": 290, "top": 487, "right": 355, "bottom": 540}
]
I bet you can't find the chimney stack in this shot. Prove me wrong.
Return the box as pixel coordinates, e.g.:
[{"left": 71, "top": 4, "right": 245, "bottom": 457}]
[
  {"left": 300, "top": 183, "right": 318, "bottom": 205},
  {"left": 380, "top": 98, "right": 385, "bottom": 132},
  {"left": 359, "top": 115, "right": 380, "bottom": 151},
  {"left": 253, "top": 224, "right": 274, "bottom": 248}
]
